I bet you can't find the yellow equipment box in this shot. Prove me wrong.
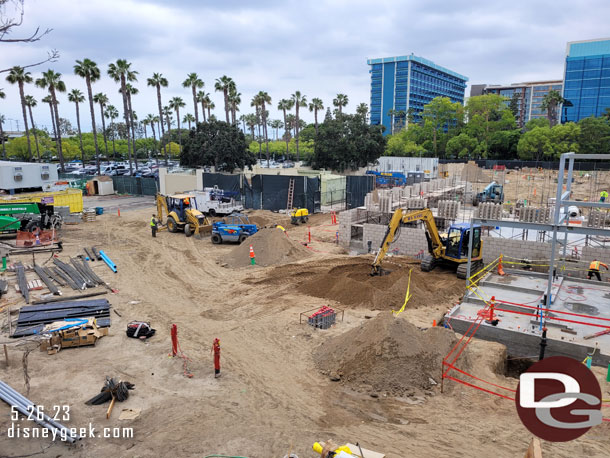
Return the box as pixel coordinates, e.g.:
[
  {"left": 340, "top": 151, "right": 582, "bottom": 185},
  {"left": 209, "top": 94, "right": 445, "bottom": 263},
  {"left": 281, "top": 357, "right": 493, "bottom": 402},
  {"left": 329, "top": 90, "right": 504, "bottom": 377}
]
[{"left": 0, "top": 188, "right": 83, "bottom": 213}]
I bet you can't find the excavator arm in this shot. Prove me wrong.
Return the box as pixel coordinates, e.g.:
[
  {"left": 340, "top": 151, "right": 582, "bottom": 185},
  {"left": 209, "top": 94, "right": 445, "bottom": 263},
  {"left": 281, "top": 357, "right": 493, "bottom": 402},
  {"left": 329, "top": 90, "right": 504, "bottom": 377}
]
[
  {"left": 156, "top": 194, "right": 169, "bottom": 223},
  {"left": 371, "top": 208, "right": 444, "bottom": 275}
]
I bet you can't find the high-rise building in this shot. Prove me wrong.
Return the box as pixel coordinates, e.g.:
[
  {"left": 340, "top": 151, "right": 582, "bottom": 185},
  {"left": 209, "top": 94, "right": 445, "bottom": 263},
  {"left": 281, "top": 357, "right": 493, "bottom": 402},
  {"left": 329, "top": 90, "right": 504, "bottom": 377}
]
[
  {"left": 367, "top": 55, "right": 468, "bottom": 135},
  {"left": 473, "top": 81, "right": 563, "bottom": 127},
  {"left": 562, "top": 38, "right": 610, "bottom": 122}
]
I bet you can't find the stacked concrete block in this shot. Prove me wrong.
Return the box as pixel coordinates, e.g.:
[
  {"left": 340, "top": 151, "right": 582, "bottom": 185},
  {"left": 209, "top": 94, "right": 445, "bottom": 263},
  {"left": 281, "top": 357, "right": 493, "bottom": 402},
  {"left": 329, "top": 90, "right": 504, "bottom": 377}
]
[
  {"left": 518, "top": 207, "right": 552, "bottom": 224},
  {"left": 363, "top": 224, "right": 428, "bottom": 257},
  {"left": 406, "top": 198, "right": 426, "bottom": 210},
  {"left": 588, "top": 210, "right": 609, "bottom": 228},
  {"left": 438, "top": 200, "right": 460, "bottom": 219},
  {"left": 338, "top": 208, "right": 359, "bottom": 247},
  {"left": 379, "top": 195, "right": 392, "bottom": 214},
  {"left": 420, "top": 182, "right": 430, "bottom": 193},
  {"left": 474, "top": 203, "right": 502, "bottom": 219}
]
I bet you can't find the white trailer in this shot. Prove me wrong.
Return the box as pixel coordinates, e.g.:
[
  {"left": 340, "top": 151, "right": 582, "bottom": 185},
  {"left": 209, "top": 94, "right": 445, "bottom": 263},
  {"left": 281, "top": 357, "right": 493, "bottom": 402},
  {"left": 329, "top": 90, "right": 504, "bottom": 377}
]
[
  {"left": 190, "top": 186, "right": 244, "bottom": 216},
  {"left": 369, "top": 156, "right": 439, "bottom": 179},
  {"left": 0, "top": 161, "right": 59, "bottom": 192}
]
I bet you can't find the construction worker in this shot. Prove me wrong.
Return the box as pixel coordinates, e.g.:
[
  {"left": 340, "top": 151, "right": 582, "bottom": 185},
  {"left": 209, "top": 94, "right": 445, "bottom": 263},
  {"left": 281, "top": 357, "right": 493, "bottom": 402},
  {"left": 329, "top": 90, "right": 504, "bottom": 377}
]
[
  {"left": 183, "top": 197, "right": 190, "bottom": 207},
  {"left": 150, "top": 214, "right": 158, "bottom": 238},
  {"left": 587, "top": 259, "right": 608, "bottom": 281},
  {"left": 211, "top": 338, "right": 221, "bottom": 378},
  {"left": 601, "top": 190, "right": 608, "bottom": 202}
]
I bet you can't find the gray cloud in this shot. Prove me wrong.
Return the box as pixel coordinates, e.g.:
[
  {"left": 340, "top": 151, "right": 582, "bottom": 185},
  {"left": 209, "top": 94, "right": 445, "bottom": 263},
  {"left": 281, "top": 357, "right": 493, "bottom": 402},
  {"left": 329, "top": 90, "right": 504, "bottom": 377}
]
[{"left": 1, "top": 0, "right": 610, "bottom": 133}]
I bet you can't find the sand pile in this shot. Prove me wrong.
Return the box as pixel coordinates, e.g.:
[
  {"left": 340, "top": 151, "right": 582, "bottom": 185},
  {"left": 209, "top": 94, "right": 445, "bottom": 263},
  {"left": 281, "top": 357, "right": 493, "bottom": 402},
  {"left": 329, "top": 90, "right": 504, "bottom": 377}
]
[
  {"left": 299, "top": 257, "right": 464, "bottom": 310},
  {"left": 315, "top": 313, "right": 468, "bottom": 395},
  {"left": 224, "top": 227, "right": 311, "bottom": 267}
]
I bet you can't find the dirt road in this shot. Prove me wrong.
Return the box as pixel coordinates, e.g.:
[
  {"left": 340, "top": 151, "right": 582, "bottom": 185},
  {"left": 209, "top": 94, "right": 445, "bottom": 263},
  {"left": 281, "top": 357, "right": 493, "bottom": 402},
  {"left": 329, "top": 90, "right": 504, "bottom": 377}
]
[{"left": 1, "top": 207, "right": 609, "bottom": 457}]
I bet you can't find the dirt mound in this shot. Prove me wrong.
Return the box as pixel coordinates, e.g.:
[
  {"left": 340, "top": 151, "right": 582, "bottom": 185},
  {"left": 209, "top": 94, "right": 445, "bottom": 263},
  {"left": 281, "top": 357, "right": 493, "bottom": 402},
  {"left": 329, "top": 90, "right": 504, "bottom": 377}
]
[
  {"left": 315, "top": 313, "right": 468, "bottom": 395},
  {"left": 299, "top": 257, "right": 464, "bottom": 310},
  {"left": 224, "top": 227, "right": 311, "bottom": 267}
]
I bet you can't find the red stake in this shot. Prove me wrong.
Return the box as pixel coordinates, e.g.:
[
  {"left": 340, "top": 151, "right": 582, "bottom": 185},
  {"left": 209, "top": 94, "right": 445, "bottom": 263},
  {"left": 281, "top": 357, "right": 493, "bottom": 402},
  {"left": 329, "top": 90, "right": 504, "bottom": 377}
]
[{"left": 171, "top": 324, "right": 178, "bottom": 357}]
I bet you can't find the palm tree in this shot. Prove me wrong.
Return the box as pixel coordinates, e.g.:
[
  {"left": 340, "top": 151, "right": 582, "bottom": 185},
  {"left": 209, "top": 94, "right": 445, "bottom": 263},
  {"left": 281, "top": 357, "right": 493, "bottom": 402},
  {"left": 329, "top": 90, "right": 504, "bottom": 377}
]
[
  {"left": 163, "top": 105, "right": 173, "bottom": 161},
  {"left": 290, "top": 91, "right": 307, "bottom": 161},
  {"left": 183, "top": 113, "right": 195, "bottom": 130},
  {"left": 214, "top": 75, "right": 235, "bottom": 123},
  {"left": 308, "top": 97, "right": 324, "bottom": 135},
  {"left": 541, "top": 90, "right": 565, "bottom": 127},
  {"left": 42, "top": 95, "right": 56, "bottom": 150},
  {"left": 196, "top": 90, "right": 209, "bottom": 122},
  {"left": 0, "top": 113, "right": 6, "bottom": 159},
  {"left": 277, "top": 98, "right": 294, "bottom": 157},
  {"left": 6, "top": 66, "right": 33, "bottom": 160},
  {"left": 67, "top": 89, "right": 86, "bottom": 164},
  {"left": 333, "top": 93, "right": 349, "bottom": 115},
  {"left": 245, "top": 113, "right": 257, "bottom": 141},
  {"left": 205, "top": 97, "right": 214, "bottom": 120},
  {"left": 74, "top": 58, "right": 102, "bottom": 173},
  {"left": 253, "top": 91, "right": 272, "bottom": 164},
  {"left": 182, "top": 73, "right": 204, "bottom": 124},
  {"left": 228, "top": 87, "right": 241, "bottom": 125},
  {"left": 121, "top": 83, "right": 139, "bottom": 169},
  {"left": 251, "top": 98, "right": 262, "bottom": 157},
  {"left": 35, "top": 70, "right": 66, "bottom": 170},
  {"left": 145, "top": 114, "right": 160, "bottom": 164},
  {"left": 356, "top": 103, "right": 369, "bottom": 123},
  {"left": 269, "top": 119, "right": 283, "bottom": 140},
  {"left": 23, "top": 95, "right": 41, "bottom": 160},
  {"left": 147, "top": 73, "right": 169, "bottom": 165},
  {"left": 93, "top": 92, "right": 110, "bottom": 156},
  {"left": 108, "top": 59, "right": 138, "bottom": 173},
  {"left": 104, "top": 105, "right": 119, "bottom": 159},
  {"left": 169, "top": 96, "right": 186, "bottom": 153}
]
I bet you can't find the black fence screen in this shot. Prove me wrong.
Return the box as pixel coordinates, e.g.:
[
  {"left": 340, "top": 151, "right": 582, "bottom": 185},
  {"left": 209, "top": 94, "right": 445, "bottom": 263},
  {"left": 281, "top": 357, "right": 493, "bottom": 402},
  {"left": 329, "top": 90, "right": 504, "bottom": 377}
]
[{"left": 346, "top": 175, "right": 375, "bottom": 209}]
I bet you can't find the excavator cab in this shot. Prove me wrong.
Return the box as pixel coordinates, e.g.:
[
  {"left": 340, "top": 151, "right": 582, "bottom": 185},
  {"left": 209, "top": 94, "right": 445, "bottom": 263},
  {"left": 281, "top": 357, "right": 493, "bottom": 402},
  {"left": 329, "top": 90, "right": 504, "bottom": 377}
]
[{"left": 443, "top": 224, "right": 482, "bottom": 261}]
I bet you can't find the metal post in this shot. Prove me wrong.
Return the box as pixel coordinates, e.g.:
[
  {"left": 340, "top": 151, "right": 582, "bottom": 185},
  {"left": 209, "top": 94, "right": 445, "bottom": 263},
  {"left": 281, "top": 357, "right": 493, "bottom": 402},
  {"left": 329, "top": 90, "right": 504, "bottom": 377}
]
[
  {"left": 561, "top": 157, "right": 575, "bottom": 272},
  {"left": 547, "top": 154, "right": 567, "bottom": 308},
  {"left": 465, "top": 218, "right": 474, "bottom": 286}
]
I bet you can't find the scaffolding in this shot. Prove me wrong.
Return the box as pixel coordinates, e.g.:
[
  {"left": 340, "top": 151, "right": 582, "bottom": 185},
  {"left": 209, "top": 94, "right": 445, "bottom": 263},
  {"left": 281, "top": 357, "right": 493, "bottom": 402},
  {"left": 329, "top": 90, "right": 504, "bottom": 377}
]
[{"left": 465, "top": 152, "right": 610, "bottom": 308}]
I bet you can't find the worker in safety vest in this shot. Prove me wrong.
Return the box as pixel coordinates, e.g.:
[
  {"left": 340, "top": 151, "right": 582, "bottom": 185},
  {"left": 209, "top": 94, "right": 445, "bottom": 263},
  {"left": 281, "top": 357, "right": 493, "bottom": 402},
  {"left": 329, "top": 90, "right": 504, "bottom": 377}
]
[
  {"left": 211, "top": 338, "right": 221, "bottom": 378},
  {"left": 150, "top": 214, "right": 158, "bottom": 238},
  {"left": 183, "top": 198, "right": 190, "bottom": 207},
  {"left": 588, "top": 259, "right": 608, "bottom": 281},
  {"left": 601, "top": 190, "right": 608, "bottom": 202}
]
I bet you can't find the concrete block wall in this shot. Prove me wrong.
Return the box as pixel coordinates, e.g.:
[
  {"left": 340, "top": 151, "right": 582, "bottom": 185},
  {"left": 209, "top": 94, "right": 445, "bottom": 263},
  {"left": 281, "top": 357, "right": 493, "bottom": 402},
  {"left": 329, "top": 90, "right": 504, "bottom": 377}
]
[
  {"left": 364, "top": 224, "right": 428, "bottom": 257},
  {"left": 338, "top": 208, "right": 358, "bottom": 247}
]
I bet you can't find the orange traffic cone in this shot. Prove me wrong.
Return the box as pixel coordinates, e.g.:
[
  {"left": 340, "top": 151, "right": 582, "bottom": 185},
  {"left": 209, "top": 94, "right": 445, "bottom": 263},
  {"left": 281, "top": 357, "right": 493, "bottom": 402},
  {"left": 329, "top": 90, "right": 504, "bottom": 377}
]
[
  {"left": 249, "top": 245, "right": 256, "bottom": 265},
  {"left": 497, "top": 255, "right": 505, "bottom": 276},
  {"left": 488, "top": 296, "right": 496, "bottom": 322}
]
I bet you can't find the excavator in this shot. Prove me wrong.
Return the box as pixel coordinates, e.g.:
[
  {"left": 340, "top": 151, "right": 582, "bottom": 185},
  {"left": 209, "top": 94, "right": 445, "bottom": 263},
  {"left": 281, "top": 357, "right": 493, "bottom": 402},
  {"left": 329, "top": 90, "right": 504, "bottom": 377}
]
[
  {"left": 370, "top": 208, "right": 484, "bottom": 279},
  {"left": 155, "top": 193, "right": 212, "bottom": 238}
]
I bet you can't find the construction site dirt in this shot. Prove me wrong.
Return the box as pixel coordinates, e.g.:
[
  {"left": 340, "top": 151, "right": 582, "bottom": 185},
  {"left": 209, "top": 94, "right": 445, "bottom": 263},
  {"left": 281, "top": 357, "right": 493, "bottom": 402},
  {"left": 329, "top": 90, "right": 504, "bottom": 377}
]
[{"left": 1, "top": 206, "right": 610, "bottom": 457}]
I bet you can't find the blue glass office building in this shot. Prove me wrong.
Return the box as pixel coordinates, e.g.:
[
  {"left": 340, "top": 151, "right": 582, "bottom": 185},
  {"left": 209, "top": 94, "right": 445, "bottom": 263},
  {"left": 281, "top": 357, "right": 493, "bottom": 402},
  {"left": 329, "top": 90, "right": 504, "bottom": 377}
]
[
  {"left": 367, "top": 55, "right": 468, "bottom": 134},
  {"left": 563, "top": 38, "right": 610, "bottom": 122}
]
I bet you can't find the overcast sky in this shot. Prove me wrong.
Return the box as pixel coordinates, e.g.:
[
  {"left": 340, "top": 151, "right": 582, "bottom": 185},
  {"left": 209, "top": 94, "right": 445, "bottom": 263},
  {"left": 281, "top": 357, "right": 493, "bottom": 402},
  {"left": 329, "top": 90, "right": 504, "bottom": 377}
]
[{"left": 1, "top": 0, "right": 610, "bottom": 133}]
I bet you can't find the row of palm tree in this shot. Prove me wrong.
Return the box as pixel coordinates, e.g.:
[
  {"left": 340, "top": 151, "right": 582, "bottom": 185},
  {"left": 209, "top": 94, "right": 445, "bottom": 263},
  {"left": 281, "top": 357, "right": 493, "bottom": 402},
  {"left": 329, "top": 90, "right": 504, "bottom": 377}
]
[{"left": 3, "top": 58, "right": 356, "bottom": 170}]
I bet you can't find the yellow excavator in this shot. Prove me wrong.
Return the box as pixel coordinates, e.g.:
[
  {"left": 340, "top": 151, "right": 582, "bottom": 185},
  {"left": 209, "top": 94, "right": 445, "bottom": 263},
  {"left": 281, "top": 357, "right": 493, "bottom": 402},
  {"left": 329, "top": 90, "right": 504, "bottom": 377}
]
[
  {"left": 370, "top": 208, "right": 484, "bottom": 279},
  {"left": 155, "top": 193, "right": 212, "bottom": 238}
]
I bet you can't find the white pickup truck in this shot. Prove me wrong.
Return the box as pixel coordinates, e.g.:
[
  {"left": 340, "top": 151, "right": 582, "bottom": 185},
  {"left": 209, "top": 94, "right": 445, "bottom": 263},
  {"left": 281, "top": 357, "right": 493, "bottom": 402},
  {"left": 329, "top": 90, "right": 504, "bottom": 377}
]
[{"left": 190, "top": 186, "right": 244, "bottom": 216}]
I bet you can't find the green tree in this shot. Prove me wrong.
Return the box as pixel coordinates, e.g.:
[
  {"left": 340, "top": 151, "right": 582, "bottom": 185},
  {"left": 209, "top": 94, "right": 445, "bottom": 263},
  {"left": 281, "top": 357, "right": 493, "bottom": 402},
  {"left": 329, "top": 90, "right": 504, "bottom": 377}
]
[
  {"left": 465, "top": 94, "right": 515, "bottom": 158},
  {"left": 93, "top": 92, "right": 109, "bottom": 156},
  {"left": 312, "top": 114, "right": 386, "bottom": 171},
  {"left": 540, "top": 90, "right": 565, "bottom": 127},
  {"left": 252, "top": 91, "right": 271, "bottom": 164},
  {"left": 42, "top": 95, "right": 57, "bottom": 154},
  {"left": 446, "top": 133, "right": 479, "bottom": 159},
  {"left": 385, "top": 129, "right": 426, "bottom": 157},
  {"left": 144, "top": 114, "right": 160, "bottom": 163},
  {"left": 74, "top": 58, "right": 102, "bottom": 173},
  {"left": 196, "top": 90, "right": 209, "bottom": 122},
  {"left": 181, "top": 120, "right": 255, "bottom": 172},
  {"left": 525, "top": 117, "right": 550, "bottom": 131},
  {"left": 0, "top": 113, "right": 5, "bottom": 159},
  {"left": 108, "top": 59, "right": 138, "bottom": 173},
  {"left": 269, "top": 119, "right": 283, "bottom": 141},
  {"left": 488, "top": 129, "right": 520, "bottom": 159},
  {"left": 23, "top": 95, "right": 40, "bottom": 160},
  {"left": 121, "top": 83, "right": 140, "bottom": 169},
  {"left": 228, "top": 86, "right": 241, "bottom": 125},
  {"left": 35, "top": 69, "right": 66, "bottom": 169},
  {"left": 517, "top": 126, "right": 553, "bottom": 161},
  {"left": 577, "top": 116, "right": 610, "bottom": 154},
  {"left": 182, "top": 73, "right": 204, "bottom": 124},
  {"left": 277, "top": 98, "right": 294, "bottom": 157},
  {"left": 551, "top": 122, "right": 580, "bottom": 156},
  {"left": 104, "top": 105, "right": 119, "bottom": 159},
  {"left": 332, "top": 93, "right": 349, "bottom": 115},
  {"left": 290, "top": 91, "right": 307, "bottom": 161},
  {"left": 308, "top": 97, "right": 324, "bottom": 135},
  {"left": 147, "top": 73, "right": 168, "bottom": 164},
  {"left": 509, "top": 93, "right": 520, "bottom": 118},
  {"left": 214, "top": 75, "right": 235, "bottom": 123},
  {"left": 67, "top": 88, "right": 86, "bottom": 164},
  {"left": 6, "top": 66, "right": 33, "bottom": 160},
  {"left": 422, "top": 97, "right": 462, "bottom": 155}
]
